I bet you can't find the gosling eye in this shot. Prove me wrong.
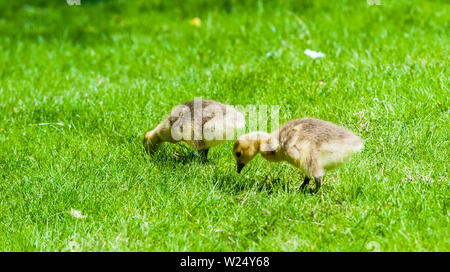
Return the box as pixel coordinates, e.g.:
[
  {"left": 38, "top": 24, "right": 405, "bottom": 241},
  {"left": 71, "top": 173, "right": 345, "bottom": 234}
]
[{"left": 236, "top": 152, "right": 241, "bottom": 158}]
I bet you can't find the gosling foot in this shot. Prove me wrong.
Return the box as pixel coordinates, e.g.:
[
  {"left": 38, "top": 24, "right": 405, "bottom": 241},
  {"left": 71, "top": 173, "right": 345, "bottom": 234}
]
[
  {"left": 311, "top": 176, "right": 322, "bottom": 193},
  {"left": 199, "top": 149, "right": 209, "bottom": 163},
  {"left": 300, "top": 176, "right": 310, "bottom": 192}
]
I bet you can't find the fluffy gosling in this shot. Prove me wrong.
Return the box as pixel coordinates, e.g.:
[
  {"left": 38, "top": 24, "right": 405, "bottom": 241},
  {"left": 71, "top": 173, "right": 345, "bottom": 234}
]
[
  {"left": 233, "top": 118, "right": 363, "bottom": 192},
  {"left": 144, "top": 99, "right": 245, "bottom": 161}
]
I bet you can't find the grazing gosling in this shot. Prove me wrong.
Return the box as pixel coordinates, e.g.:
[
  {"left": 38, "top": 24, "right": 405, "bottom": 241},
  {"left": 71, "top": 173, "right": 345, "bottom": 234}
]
[
  {"left": 144, "top": 99, "right": 245, "bottom": 161},
  {"left": 233, "top": 118, "right": 363, "bottom": 192}
]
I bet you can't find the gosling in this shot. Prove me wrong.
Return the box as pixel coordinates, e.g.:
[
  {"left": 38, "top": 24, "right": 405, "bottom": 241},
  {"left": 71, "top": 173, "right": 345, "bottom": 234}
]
[
  {"left": 144, "top": 99, "right": 245, "bottom": 161},
  {"left": 233, "top": 118, "right": 363, "bottom": 192}
]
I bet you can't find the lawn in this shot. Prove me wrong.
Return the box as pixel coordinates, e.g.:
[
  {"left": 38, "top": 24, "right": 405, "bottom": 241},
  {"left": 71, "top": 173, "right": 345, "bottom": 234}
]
[{"left": 0, "top": 0, "right": 448, "bottom": 251}]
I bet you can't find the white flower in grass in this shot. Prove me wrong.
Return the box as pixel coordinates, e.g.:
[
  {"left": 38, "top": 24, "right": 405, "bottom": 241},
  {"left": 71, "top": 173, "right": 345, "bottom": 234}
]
[
  {"left": 304, "top": 49, "right": 325, "bottom": 59},
  {"left": 70, "top": 208, "right": 87, "bottom": 219},
  {"left": 367, "top": 0, "right": 381, "bottom": 6},
  {"left": 67, "top": 0, "right": 81, "bottom": 5}
]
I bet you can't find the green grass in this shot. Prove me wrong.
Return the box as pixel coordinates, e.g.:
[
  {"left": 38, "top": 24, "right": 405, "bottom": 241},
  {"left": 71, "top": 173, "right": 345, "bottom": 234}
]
[{"left": 0, "top": 0, "right": 448, "bottom": 251}]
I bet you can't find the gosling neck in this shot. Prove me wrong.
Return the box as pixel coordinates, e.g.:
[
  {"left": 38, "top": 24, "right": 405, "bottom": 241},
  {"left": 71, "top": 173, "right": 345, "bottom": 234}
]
[
  {"left": 147, "top": 119, "right": 176, "bottom": 145},
  {"left": 247, "top": 132, "right": 277, "bottom": 153},
  {"left": 255, "top": 131, "right": 281, "bottom": 161}
]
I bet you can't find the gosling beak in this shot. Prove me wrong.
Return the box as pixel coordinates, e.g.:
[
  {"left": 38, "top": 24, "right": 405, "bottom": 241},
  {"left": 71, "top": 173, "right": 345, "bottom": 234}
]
[
  {"left": 143, "top": 139, "right": 151, "bottom": 154},
  {"left": 143, "top": 139, "right": 155, "bottom": 155},
  {"left": 237, "top": 162, "right": 245, "bottom": 173},
  {"left": 143, "top": 132, "right": 152, "bottom": 154}
]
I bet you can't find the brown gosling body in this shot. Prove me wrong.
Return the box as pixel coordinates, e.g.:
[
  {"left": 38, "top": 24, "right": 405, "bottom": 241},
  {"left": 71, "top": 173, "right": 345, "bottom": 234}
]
[
  {"left": 144, "top": 99, "right": 245, "bottom": 161},
  {"left": 233, "top": 118, "right": 364, "bottom": 192}
]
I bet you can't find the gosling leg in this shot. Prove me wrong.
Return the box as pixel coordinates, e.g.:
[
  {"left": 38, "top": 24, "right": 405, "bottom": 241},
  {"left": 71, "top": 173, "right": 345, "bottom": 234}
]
[
  {"left": 312, "top": 176, "right": 322, "bottom": 193},
  {"left": 300, "top": 176, "right": 310, "bottom": 191},
  {"left": 189, "top": 151, "right": 199, "bottom": 160},
  {"left": 199, "top": 149, "right": 209, "bottom": 162}
]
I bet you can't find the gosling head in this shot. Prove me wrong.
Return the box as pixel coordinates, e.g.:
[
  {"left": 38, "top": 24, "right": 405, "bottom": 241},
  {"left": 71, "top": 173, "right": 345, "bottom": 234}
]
[
  {"left": 143, "top": 130, "right": 160, "bottom": 154},
  {"left": 233, "top": 133, "right": 263, "bottom": 173}
]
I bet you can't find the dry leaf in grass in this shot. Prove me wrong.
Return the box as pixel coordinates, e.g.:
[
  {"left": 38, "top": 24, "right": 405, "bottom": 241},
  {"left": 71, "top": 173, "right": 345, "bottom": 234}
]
[
  {"left": 70, "top": 208, "right": 87, "bottom": 219},
  {"left": 189, "top": 17, "right": 201, "bottom": 27}
]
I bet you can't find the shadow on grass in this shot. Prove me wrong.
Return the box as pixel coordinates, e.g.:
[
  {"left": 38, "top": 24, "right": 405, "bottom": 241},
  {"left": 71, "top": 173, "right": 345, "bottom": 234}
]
[
  {"left": 139, "top": 141, "right": 316, "bottom": 195},
  {"left": 143, "top": 143, "right": 209, "bottom": 167},
  {"left": 211, "top": 168, "right": 303, "bottom": 196}
]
